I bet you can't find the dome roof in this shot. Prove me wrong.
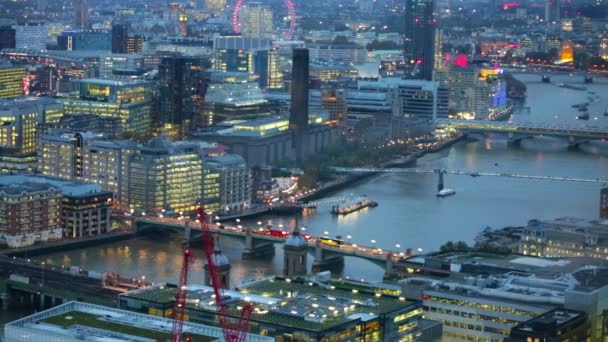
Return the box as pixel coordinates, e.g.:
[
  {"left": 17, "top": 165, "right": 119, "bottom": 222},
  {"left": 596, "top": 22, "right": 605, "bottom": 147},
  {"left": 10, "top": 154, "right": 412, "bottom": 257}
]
[{"left": 285, "top": 226, "right": 307, "bottom": 247}]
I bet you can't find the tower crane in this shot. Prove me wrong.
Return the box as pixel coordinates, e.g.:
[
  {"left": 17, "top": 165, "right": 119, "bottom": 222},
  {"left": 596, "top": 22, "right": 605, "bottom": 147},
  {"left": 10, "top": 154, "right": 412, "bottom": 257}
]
[
  {"left": 171, "top": 249, "right": 192, "bottom": 342},
  {"left": 197, "top": 206, "right": 253, "bottom": 342}
]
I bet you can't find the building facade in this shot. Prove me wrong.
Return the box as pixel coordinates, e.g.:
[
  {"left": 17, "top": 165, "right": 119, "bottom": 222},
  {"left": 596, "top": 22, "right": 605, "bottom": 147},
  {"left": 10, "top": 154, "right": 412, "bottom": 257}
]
[
  {"left": 519, "top": 218, "right": 608, "bottom": 260},
  {"left": 0, "top": 64, "right": 26, "bottom": 99},
  {"left": 601, "top": 187, "right": 607, "bottom": 219},
  {"left": 213, "top": 37, "right": 282, "bottom": 90},
  {"left": 126, "top": 138, "right": 202, "bottom": 215},
  {"left": 204, "top": 154, "right": 251, "bottom": 214},
  {"left": 57, "top": 29, "right": 111, "bottom": 51},
  {"left": 158, "top": 56, "right": 208, "bottom": 138},
  {"left": 404, "top": 0, "right": 436, "bottom": 80},
  {"left": 111, "top": 23, "right": 128, "bottom": 54},
  {"left": 57, "top": 78, "right": 152, "bottom": 138},
  {"left": 0, "top": 98, "right": 39, "bottom": 172},
  {"left": 506, "top": 309, "right": 590, "bottom": 342},
  {"left": 38, "top": 132, "right": 136, "bottom": 206},
  {"left": 239, "top": 2, "right": 273, "bottom": 39},
  {"left": 0, "top": 181, "right": 62, "bottom": 248},
  {"left": 15, "top": 21, "right": 47, "bottom": 50}
]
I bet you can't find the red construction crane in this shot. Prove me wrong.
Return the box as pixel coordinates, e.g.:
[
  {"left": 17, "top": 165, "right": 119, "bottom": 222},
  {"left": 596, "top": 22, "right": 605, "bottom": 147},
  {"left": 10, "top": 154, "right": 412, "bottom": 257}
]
[
  {"left": 198, "top": 206, "right": 253, "bottom": 342},
  {"left": 171, "top": 249, "right": 192, "bottom": 342}
]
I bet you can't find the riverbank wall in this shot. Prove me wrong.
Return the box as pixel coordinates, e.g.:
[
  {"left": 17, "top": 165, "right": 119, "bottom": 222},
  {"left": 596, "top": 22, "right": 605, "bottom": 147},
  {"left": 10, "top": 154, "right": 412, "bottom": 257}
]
[{"left": 1, "top": 231, "right": 137, "bottom": 257}]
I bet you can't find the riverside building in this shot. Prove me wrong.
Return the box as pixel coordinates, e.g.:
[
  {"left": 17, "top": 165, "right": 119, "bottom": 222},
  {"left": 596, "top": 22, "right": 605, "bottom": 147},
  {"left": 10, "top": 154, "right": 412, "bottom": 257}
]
[
  {"left": 125, "top": 137, "right": 202, "bottom": 215},
  {"left": 118, "top": 277, "right": 424, "bottom": 341},
  {"left": 519, "top": 217, "right": 608, "bottom": 260},
  {"left": 38, "top": 132, "right": 136, "bottom": 207}
]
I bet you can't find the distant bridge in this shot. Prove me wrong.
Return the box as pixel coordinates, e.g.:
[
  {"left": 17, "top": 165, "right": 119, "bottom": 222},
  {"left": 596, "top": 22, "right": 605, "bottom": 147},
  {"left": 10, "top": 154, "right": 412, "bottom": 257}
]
[
  {"left": 434, "top": 118, "right": 608, "bottom": 143},
  {"left": 331, "top": 167, "right": 608, "bottom": 184}
]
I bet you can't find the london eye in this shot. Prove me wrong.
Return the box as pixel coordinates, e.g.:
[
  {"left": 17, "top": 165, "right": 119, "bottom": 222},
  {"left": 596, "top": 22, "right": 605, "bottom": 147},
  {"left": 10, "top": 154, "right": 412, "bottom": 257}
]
[{"left": 232, "top": 0, "right": 296, "bottom": 40}]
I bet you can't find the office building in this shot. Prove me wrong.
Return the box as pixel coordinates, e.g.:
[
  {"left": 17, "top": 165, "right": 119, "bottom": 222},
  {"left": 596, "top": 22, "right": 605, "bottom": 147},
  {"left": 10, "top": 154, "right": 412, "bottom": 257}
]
[
  {"left": 158, "top": 56, "right": 208, "bottom": 138},
  {"left": 0, "top": 180, "right": 61, "bottom": 248},
  {"left": 290, "top": 48, "right": 309, "bottom": 162},
  {"left": 318, "top": 88, "right": 348, "bottom": 123},
  {"left": 57, "top": 29, "right": 111, "bottom": 51},
  {"left": 239, "top": 2, "right": 273, "bottom": 39},
  {"left": 38, "top": 132, "right": 136, "bottom": 206},
  {"left": 119, "top": 277, "right": 424, "bottom": 341},
  {"left": 15, "top": 21, "right": 47, "bottom": 50},
  {"left": 206, "top": 0, "right": 226, "bottom": 15},
  {"left": 4, "top": 301, "right": 273, "bottom": 342},
  {"left": 0, "top": 175, "right": 113, "bottom": 240},
  {"left": 44, "top": 114, "right": 122, "bottom": 138},
  {"left": 203, "top": 72, "right": 273, "bottom": 125},
  {"left": 196, "top": 113, "right": 338, "bottom": 166},
  {"left": 506, "top": 309, "right": 590, "bottom": 342},
  {"left": 111, "top": 24, "right": 128, "bottom": 54},
  {"left": 57, "top": 78, "right": 152, "bottom": 138},
  {"left": 127, "top": 36, "right": 143, "bottom": 54},
  {"left": 0, "top": 98, "right": 39, "bottom": 172},
  {"left": 399, "top": 253, "right": 608, "bottom": 342},
  {"left": 74, "top": 0, "right": 90, "bottom": 29},
  {"left": 0, "top": 64, "right": 26, "bottom": 99},
  {"left": 204, "top": 154, "right": 251, "bottom": 214},
  {"left": 213, "top": 37, "right": 282, "bottom": 90},
  {"left": 307, "top": 43, "right": 368, "bottom": 64},
  {"left": 545, "top": 0, "right": 561, "bottom": 22},
  {"left": 310, "top": 62, "right": 359, "bottom": 82},
  {"left": 393, "top": 80, "right": 448, "bottom": 120},
  {"left": 126, "top": 137, "right": 202, "bottom": 215},
  {"left": 601, "top": 187, "right": 608, "bottom": 219},
  {"left": 519, "top": 217, "right": 608, "bottom": 260},
  {"left": 0, "top": 26, "right": 16, "bottom": 50},
  {"left": 404, "top": 0, "right": 437, "bottom": 80}
]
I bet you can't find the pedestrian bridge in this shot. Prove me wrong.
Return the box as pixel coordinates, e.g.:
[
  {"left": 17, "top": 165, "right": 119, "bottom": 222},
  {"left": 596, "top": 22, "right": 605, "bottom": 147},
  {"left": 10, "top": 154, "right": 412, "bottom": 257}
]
[
  {"left": 331, "top": 167, "right": 608, "bottom": 184},
  {"left": 136, "top": 217, "right": 399, "bottom": 270},
  {"left": 435, "top": 118, "right": 608, "bottom": 141}
]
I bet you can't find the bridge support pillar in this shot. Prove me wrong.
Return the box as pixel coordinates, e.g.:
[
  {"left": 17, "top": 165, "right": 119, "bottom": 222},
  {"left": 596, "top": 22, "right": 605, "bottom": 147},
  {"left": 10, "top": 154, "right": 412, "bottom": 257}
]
[
  {"left": 39, "top": 294, "right": 45, "bottom": 309},
  {"left": 184, "top": 221, "right": 191, "bottom": 242},
  {"left": 1, "top": 293, "right": 9, "bottom": 310},
  {"left": 312, "top": 240, "right": 344, "bottom": 273},
  {"left": 302, "top": 206, "right": 316, "bottom": 216},
  {"left": 242, "top": 227, "right": 275, "bottom": 259},
  {"left": 383, "top": 253, "right": 397, "bottom": 280}
]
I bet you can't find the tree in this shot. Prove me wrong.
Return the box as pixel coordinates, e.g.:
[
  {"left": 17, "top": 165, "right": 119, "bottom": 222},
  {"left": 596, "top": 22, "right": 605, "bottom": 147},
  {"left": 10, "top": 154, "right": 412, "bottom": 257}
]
[
  {"left": 333, "top": 35, "right": 350, "bottom": 45},
  {"left": 366, "top": 40, "right": 399, "bottom": 51}
]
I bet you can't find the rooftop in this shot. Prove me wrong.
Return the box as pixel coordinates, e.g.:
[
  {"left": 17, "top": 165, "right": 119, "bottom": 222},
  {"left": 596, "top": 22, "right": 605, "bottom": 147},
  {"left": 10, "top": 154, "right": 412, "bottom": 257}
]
[
  {"left": 4, "top": 301, "right": 273, "bottom": 342},
  {"left": 121, "top": 277, "right": 416, "bottom": 333},
  {"left": 0, "top": 175, "right": 105, "bottom": 197},
  {"left": 512, "top": 308, "right": 586, "bottom": 333}
]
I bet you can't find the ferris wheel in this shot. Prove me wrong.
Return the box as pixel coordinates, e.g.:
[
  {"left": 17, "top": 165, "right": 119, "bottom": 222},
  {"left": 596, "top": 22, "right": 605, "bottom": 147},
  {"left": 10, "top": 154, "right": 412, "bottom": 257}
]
[{"left": 232, "top": 0, "right": 296, "bottom": 40}]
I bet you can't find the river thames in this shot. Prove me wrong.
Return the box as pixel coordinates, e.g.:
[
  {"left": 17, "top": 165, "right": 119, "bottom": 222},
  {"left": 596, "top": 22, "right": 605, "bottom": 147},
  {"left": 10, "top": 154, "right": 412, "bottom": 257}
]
[{"left": 31, "top": 73, "right": 608, "bottom": 288}]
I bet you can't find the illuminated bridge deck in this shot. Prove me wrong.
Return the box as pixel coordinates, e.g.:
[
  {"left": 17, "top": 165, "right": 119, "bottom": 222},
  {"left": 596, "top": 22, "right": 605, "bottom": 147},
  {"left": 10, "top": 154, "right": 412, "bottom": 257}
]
[{"left": 435, "top": 118, "right": 608, "bottom": 140}]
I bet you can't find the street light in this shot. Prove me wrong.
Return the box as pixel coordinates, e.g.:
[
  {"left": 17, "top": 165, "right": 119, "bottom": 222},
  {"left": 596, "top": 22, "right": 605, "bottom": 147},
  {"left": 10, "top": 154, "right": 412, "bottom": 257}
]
[
  {"left": 324, "top": 231, "right": 329, "bottom": 236},
  {"left": 236, "top": 218, "right": 241, "bottom": 223},
  {"left": 346, "top": 235, "right": 352, "bottom": 240},
  {"left": 395, "top": 244, "right": 401, "bottom": 249},
  {"left": 370, "top": 240, "right": 376, "bottom": 244},
  {"left": 417, "top": 247, "right": 423, "bottom": 253}
]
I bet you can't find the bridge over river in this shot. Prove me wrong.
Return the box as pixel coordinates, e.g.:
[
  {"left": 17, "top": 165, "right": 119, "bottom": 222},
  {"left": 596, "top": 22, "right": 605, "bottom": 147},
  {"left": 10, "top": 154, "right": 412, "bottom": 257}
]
[{"left": 136, "top": 217, "right": 404, "bottom": 273}]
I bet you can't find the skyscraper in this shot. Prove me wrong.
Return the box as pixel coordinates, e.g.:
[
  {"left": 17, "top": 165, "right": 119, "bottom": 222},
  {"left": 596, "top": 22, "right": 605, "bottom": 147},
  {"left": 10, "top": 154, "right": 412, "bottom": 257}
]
[
  {"left": 158, "top": 56, "right": 208, "bottom": 138},
  {"left": 289, "top": 48, "right": 309, "bottom": 163},
  {"left": 0, "top": 26, "right": 15, "bottom": 50},
  {"left": 239, "top": 2, "right": 273, "bottom": 39},
  {"left": 15, "top": 21, "right": 47, "bottom": 50},
  {"left": 111, "top": 23, "right": 128, "bottom": 53},
  {"left": 74, "top": 0, "right": 90, "bottom": 29},
  {"left": 404, "top": 0, "right": 436, "bottom": 81}
]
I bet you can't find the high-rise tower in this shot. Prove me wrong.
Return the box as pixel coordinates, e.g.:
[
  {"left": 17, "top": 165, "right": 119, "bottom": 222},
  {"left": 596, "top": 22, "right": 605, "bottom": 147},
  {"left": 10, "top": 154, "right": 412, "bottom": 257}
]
[
  {"left": 74, "top": 0, "right": 90, "bottom": 29},
  {"left": 111, "top": 23, "right": 128, "bottom": 54},
  {"left": 289, "top": 48, "right": 309, "bottom": 163},
  {"left": 239, "top": 2, "right": 273, "bottom": 39},
  {"left": 404, "top": 0, "right": 436, "bottom": 81},
  {"left": 158, "top": 56, "right": 208, "bottom": 138}
]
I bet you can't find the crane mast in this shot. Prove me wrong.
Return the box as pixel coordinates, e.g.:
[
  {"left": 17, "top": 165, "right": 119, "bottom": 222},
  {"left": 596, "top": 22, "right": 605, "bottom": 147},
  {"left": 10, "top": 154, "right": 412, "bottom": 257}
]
[
  {"left": 171, "top": 249, "right": 192, "bottom": 342},
  {"left": 197, "top": 206, "right": 253, "bottom": 342}
]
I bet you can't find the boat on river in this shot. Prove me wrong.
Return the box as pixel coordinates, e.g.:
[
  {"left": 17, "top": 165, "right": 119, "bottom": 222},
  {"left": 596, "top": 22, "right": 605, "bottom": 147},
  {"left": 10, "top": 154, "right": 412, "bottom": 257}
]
[{"left": 331, "top": 196, "right": 378, "bottom": 215}]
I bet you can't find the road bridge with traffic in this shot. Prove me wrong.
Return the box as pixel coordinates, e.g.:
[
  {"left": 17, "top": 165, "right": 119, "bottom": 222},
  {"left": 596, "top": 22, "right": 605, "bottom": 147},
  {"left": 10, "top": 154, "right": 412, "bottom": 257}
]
[{"left": 136, "top": 217, "right": 401, "bottom": 274}]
